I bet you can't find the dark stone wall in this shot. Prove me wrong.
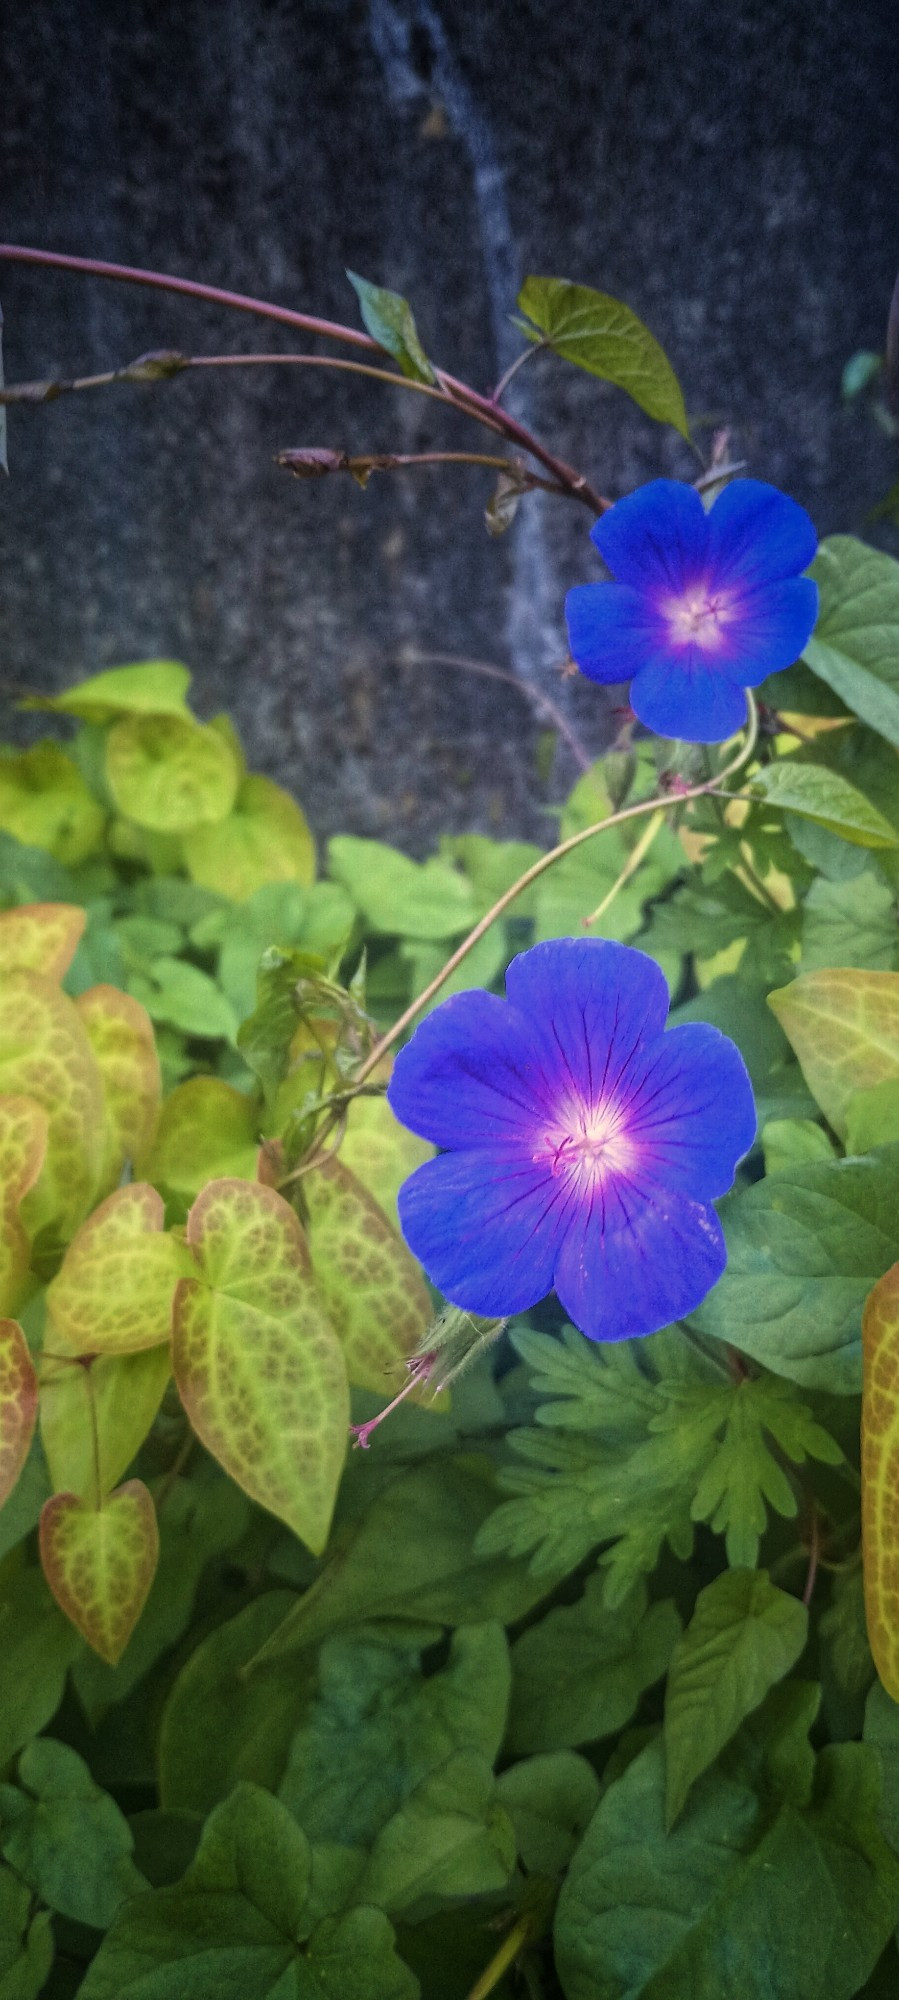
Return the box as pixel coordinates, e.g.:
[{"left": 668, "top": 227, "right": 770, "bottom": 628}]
[{"left": 1, "top": 0, "right": 897, "bottom": 848}]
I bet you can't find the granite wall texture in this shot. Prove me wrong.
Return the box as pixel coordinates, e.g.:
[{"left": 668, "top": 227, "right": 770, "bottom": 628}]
[{"left": 1, "top": 0, "right": 897, "bottom": 846}]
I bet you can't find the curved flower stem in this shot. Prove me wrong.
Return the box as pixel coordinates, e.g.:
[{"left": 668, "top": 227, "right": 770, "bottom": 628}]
[
  {"left": 350, "top": 694, "right": 759, "bottom": 1091},
  {"left": 403, "top": 649, "right": 593, "bottom": 773},
  {"left": 0, "top": 243, "right": 609, "bottom": 511},
  {"left": 583, "top": 807, "right": 666, "bottom": 927}
]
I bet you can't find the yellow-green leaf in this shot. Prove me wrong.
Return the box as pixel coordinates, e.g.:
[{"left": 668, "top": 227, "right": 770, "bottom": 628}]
[
  {"left": 0, "top": 902, "right": 86, "bottom": 981},
  {"left": 0, "top": 973, "right": 104, "bottom": 1240},
  {"left": 20, "top": 659, "right": 192, "bottom": 723},
  {"left": 39, "top": 1480, "right": 159, "bottom": 1664},
  {"left": 172, "top": 1179, "right": 348, "bottom": 1554},
  {"left": 46, "top": 1183, "right": 193, "bottom": 1356},
  {"left": 769, "top": 969, "right": 899, "bottom": 1139},
  {"left": 105, "top": 714, "right": 240, "bottom": 833},
  {"left": 752, "top": 760, "right": 899, "bottom": 849},
  {"left": 137, "top": 1076, "right": 259, "bottom": 1210},
  {"left": 184, "top": 774, "right": 316, "bottom": 900},
  {"left": 40, "top": 1347, "right": 170, "bottom": 1500},
  {"left": 75, "top": 985, "right": 161, "bottom": 1196},
  {"left": 0, "top": 1318, "right": 38, "bottom": 1509},
  {"left": 302, "top": 1155, "right": 432, "bottom": 1394},
  {"left": 862, "top": 1262, "right": 899, "bottom": 1697},
  {"left": 0, "top": 744, "right": 105, "bottom": 864},
  {"left": 338, "top": 1080, "right": 434, "bottom": 1227},
  {"left": 0, "top": 1096, "right": 48, "bottom": 1314}
]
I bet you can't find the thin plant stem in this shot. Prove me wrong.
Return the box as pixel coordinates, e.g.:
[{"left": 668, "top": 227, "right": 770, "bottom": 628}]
[
  {"left": 584, "top": 807, "right": 665, "bottom": 926},
  {"left": 465, "top": 1915, "right": 533, "bottom": 2000},
  {"left": 491, "top": 341, "right": 546, "bottom": 405},
  {"left": 802, "top": 1505, "right": 821, "bottom": 1608},
  {"left": 0, "top": 244, "right": 609, "bottom": 510},
  {"left": 403, "top": 649, "right": 592, "bottom": 772},
  {"left": 350, "top": 694, "right": 759, "bottom": 1091}
]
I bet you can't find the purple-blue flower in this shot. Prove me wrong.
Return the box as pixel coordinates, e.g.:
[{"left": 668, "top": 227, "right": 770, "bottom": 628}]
[
  {"left": 565, "top": 478, "right": 818, "bottom": 743},
  {"left": 386, "top": 939, "right": 756, "bottom": 1343}
]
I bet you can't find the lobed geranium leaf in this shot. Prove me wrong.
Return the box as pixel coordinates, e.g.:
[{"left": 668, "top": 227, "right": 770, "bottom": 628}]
[
  {"left": 508, "top": 1575, "right": 680, "bottom": 1755},
  {"left": 663, "top": 1570, "right": 809, "bottom": 1826},
  {"left": 21, "top": 659, "right": 192, "bottom": 723},
  {"left": 769, "top": 967, "right": 899, "bottom": 1138},
  {"left": 0, "top": 970, "right": 105, "bottom": 1240},
  {"left": 0, "top": 1736, "right": 147, "bottom": 1928},
  {"left": 685, "top": 1372, "right": 842, "bottom": 1565},
  {"left": 803, "top": 536, "right": 899, "bottom": 746},
  {"left": 172, "top": 1178, "right": 349, "bottom": 1553},
  {"left": 517, "top": 275, "right": 689, "bottom": 435},
  {"left": 0, "top": 1317, "right": 38, "bottom": 1510},
  {"left": 752, "top": 759, "right": 899, "bottom": 848},
  {"left": 105, "top": 712, "right": 240, "bottom": 833},
  {"left": 138, "top": 1075, "right": 260, "bottom": 1211},
  {"left": 184, "top": 772, "right": 316, "bottom": 900},
  {"left": 0, "top": 1095, "right": 48, "bottom": 1315},
  {"left": 862, "top": 1262, "right": 899, "bottom": 1700},
  {"left": 301, "top": 1155, "right": 433, "bottom": 1394},
  {"left": 347, "top": 269, "right": 436, "bottom": 384},
  {"left": 75, "top": 983, "right": 162, "bottom": 1195},
  {"left": 328, "top": 835, "right": 476, "bottom": 939},
  {"left": 46, "top": 1182, "right": 193, "bottom": 1356},
  {"left": 0, "top": 899, "right": 85, "bottom": 979},
  {"left": 693, "top": 1147, "right": 899, "bottom": 1393},
  {"left": 0, "top": 742, "right": 105, "bottom": 864},
  {"left": 40, "top": 1346, "right": 170, "bottom": 1500},
  {"left": 39, "top": 1478, "right": 159, "bottom": 1665}
]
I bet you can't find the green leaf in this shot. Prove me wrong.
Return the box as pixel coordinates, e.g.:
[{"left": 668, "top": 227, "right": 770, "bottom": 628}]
[
  {"left": 22, "top": 660, "right": 192, "bottom": 723},
  {"left": 0, "top": 743, "right": 105, "bottom": 866},
  {"left": 803, "top": 537, "right": 899, "bottom": 745},
  {"left": 517, "top": 276, "right": 689, "bottom": 435},
  {"left": 327, "top": 837, "right": 476, "bottom": 940},
  {"left": 495, "top": 1751, "right": 600, "bottom": 1876},
  {"left": 278, "top": 1623, "right": 509, "bottom": 1847},
  {"left": 247, "top": 1460, "right": 562, "bottom": 1664},
  {"left": 184, "top": 774, "right": 316, "bottom": 901},
  {"left": 346, "top": 271, "right": 435, "bottom": 384},
  {"left": 846, "top": 1079, "right": 899, "bottom": 1154},
  {"left": 358, "top": 1751, "right": 516, "bottom": 1918},
  {"left": 507, "top": 1575, "right": 680, "bottom": 1754},
  {"left": 0, "top": 1737, "right": 146, "bottom": 1928},
  {"left": 301, "top": 1155, "right": 433, "bottom": 1393},
  {"left": 78, "top": 1781, "right": 420, "bottom": 1999},
  {"left": 138, "top": 1077, "right": 260, "bottom": 1213},
  {"left": 692, "top": 1147, "right": 899, "bottom": 1392},
  {"left": 761, "top": 1117, "right": 837, "bottom": 1176},
  {"left": 686, "top": 1372, "right": 842, "bottom": 1564},
  {"left": 158, "top": 1593, "right": 314, "bottom": 1813},
  {"left": 0, "top": 1864, "right": 54, "bottom": 2000},
  {"left": 554, "top": 1734, "right": 899, "bottom": 2000},
  {"left": 0, "top": 1567, "right": 81, "bottom": 1766},
  {"left": 664, "top": 1571, "right": 809, "bottom": 1825},
  {"left": 864, "top": 1679, "right": 899, "bottom": 1855},
  {"left": 129, "top": 955, "right": 239, "bottom": 1041},
  {"left": 105, "top": 714, "right": 240, "bottom": 833},
  {"left": 769, "top": 968, "right": 899, "bottom": 1139},
  {"left": 800, "top": 872, "right": 899, "bottom": 972},
  {"left": 752, "top": 759, "right": 899, "bottom": 848}
]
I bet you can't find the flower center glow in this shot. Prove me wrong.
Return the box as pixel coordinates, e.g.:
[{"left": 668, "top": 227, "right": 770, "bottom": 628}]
[
  {"left": 534, "top": 1098, "right": 637, "bottom": 1185},
  {"left": 664, "top": 586, "right": 732, "bottom": 652}
]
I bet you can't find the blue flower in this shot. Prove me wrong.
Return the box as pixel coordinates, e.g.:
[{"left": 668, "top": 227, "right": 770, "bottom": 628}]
[
  {"left": 386, "top": 939, "right": 756, "bottom": 1342},
  {"left": 565, "top": 478, "right": 818, "bottom": 743}
]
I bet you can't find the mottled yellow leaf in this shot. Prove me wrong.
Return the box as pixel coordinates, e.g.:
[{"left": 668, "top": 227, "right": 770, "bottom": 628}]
[
  {"left": 40, "top": 1480, "right": 159, "bottom": 1664},
  {"left": 863, "top": 1263, "right": 899, "bottom": 1698},
  {"left": 0, "top": 902, "right": 85, "bottom": 980},
  {"left": 0, "top": 1317, "right": 38, "bottom": 1509},
  {"left": 46, "top": 1183, "right": 193, "bottom": 1356},
  {"left": 769, "top": 968, "right": 899, "bottom": 1139}
]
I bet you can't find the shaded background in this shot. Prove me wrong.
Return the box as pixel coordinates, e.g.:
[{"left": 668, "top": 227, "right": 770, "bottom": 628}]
[{"left": 1, "top": 0, "right": 897, "bottom": 847}]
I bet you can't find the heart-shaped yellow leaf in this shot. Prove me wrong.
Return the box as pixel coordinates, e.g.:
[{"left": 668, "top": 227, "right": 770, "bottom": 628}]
[
  {"left": 0, "top": 903, "right": 86, "bottom": 981},
  {"left": 39, "top": 1480, "right": 159, "bottom": 1664},
  {"left": 0, "top": 1318, "right": 39, "bottom": 1509},
  {"left": 0, "top": 973, "right": 104, "bottom": 1241},
  {"left": 0, "top": 1095, "right": 49, "bottom": 1314},
  {"left": 769, "top": 969, "right": 899, "bottom": 1140},
  {"left": 863, "top": 1261, "right": 899, "bottom": 1698},
  {"left": 46, "top": 1183, "right": 193, "bottom": 1356},
  {"left": 173, "top": 1178, "right": 348, "bottom": 1554},
  {"left": 75, "top": 985, "right": 161, "bottom": 1196},
  {"left": 40, "top": 1346, "right": 171, "bottom": 1500},
  {"left": 302, "top": 1155, "right": 433, "bottom": 1395}
]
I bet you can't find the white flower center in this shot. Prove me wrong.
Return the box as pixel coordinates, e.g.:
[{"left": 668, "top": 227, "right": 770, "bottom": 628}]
[
  {"left": 534, "top": 1100, "right": 637, "bottom": 1185},
  {"left": 664, "top": 587, "right": 731, "bottom": 651}
]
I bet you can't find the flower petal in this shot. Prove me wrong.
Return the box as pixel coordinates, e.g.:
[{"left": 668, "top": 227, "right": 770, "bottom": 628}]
[
  {"left": 387, "top": 989, "right": 550, "bottom": 1151},
  {"left": 705, "top": 479, "right": 817, "bottom": 591},
  {"left": 590, "top": 480, "right": 708, "bottom": 592},
  {"left": 711, "top": 577, "right": 819, "bottom": 686},
  {"left": 624, "top": 1022, "right": 756, "bottom": 1198},
  {"left": 552, "top": 1176, "right": 727, "bottom": 1341},
  {"left": 504, "top": 940, "right": 670, "bottom": 1111},
  {"left": 566, "top": 582, "right": 668, "bottom": 686},
  {"left": 397, "top": 1148, "right": 572, "bottom": 1317},
  {"left": 629, "top": 656, "right": 748, "bottom": 742}
]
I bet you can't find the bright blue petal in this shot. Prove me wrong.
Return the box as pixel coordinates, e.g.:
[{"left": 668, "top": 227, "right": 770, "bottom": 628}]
[
  {"left": 623, "top": 1023, "right": 756, "bottom": 1198},
  {"left": 629, "top": 656, "right": 748, "bottom": 742},
  {"left": 706, "top": 479, "right": 817, "bottom": 591},
  {"left": 552, "top": 1178, "right": 727, "bottom": 1341},
  {"left": 566, "top": 582, "right": 667, "bottom": 686},
  {"left": 387, "top": 988, "right": 550, "bottom": 1151},
  {"left": 396, "top": 1148, "right": 572, "bottom": 1317},
  {"left": 712, "top": 578, "right": 819, "bottom": 686},
  {"left": 504, "top": 940, "right": 670, "bottom": 1110},
  {"left": 590, "top": 480, "right": 708, "bottom": 592}
]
